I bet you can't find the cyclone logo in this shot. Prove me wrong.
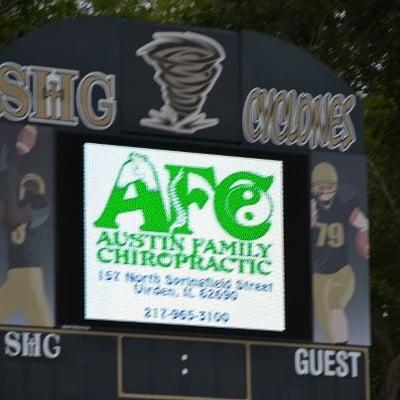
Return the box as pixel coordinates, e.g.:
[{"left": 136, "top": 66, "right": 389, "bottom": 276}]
[{"left": 136, "top": 31, "right": 226, "bottom": 134}]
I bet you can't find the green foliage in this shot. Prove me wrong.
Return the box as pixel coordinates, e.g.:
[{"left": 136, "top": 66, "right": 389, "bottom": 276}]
[
  {"left": 0, "top": 0, "right": 90, "bottom": 48},
  {"left": 1, "top": 0, "right": 400, "bottom": 397}
]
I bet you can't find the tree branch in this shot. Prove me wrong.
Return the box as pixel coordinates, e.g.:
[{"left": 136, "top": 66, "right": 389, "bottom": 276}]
[
  {"left": 368, "top": 157, "right": 400, "bottom": 218},
  {"left": 384, "top": 352, "right": 400, "bottom": 400},
  {"left": 0, "top": 0, "right": 28, "bottom": 15}
]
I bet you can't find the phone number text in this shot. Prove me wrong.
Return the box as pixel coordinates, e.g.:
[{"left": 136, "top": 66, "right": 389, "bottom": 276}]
[{"left": 144, "top": 307, "right": 230, "bottom": 324}]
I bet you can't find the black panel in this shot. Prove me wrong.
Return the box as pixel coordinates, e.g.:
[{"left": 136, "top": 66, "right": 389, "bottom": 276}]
[
  {"left": 122, "top": 337, "right": 246, "bottom": 398},
  {"left": 0, "top": 331, "right": 117, "bottom": 399},
  {"left": 251, "top": 345, "right": 366, "bottom": 400}
]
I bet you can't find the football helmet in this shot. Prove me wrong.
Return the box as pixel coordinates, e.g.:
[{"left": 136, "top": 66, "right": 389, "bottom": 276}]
[{"left": 311, "top": 162, "right": 338, "bottom": 209}]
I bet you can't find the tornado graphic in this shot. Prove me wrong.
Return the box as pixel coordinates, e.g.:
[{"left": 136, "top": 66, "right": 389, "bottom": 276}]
[{"left": 136, "top": 31, "right": 226, "bottom": 134}]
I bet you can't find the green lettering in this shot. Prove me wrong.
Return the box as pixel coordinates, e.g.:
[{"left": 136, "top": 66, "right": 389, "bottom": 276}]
[{"left": 214, "top": 172, "right": 273, "bottom": 240}]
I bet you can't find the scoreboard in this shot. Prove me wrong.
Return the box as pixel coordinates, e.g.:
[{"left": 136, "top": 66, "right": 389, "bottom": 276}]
[
  {"left": 0, "top": 15, "right": 370, "bottom": 400},
  {"left": 0, "top": 327, "right": 369, "bottom": 400}
]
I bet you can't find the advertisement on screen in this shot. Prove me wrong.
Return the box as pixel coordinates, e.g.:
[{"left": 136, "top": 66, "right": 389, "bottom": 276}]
[{"left": 84, "top": 143, "right": 284, "bottom": 331}]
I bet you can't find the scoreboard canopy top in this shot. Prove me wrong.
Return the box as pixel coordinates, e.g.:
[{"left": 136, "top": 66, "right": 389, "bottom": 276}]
[{"left": 0, "top": 16, "right": 363, "bottom": 153}]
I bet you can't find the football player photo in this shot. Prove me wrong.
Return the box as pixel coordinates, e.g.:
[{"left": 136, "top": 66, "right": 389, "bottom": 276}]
[
  {"left": 0, "top": 124, "right": 53, "bottom": 327},
  {"left": 311, "top": 160, "right": 369, "bottom": 344}
]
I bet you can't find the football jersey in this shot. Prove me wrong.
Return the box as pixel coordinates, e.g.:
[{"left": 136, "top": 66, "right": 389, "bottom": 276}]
[
  {"left": 7, "top": 157, "right": 47, "bottom": 269},
  {"left": 312, "top": 196, "right": 357, "bottom": 274}
]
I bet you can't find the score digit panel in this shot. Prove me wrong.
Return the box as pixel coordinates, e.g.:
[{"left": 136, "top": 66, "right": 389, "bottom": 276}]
[{"left": 84, "top": 143, "right": 285, "bottom": 332}]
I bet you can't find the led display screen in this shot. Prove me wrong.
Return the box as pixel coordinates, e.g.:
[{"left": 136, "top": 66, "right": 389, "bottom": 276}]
[{"left": 83, "top": 143, "right": 285, "bottom": 331}]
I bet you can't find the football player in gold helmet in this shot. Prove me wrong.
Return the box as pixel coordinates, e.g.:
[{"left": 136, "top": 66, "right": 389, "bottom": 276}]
[
  {"left": 0, "top": 126, "right": 52, "bottom": 326},
  {"left": 311, "top": 161, "right": 368, "bottom": 343}
]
